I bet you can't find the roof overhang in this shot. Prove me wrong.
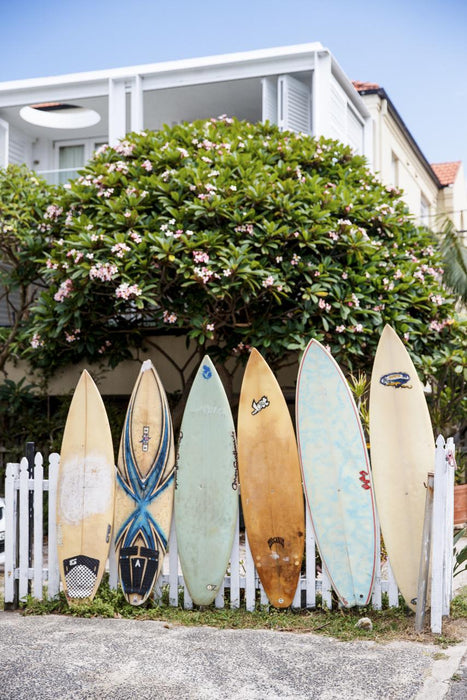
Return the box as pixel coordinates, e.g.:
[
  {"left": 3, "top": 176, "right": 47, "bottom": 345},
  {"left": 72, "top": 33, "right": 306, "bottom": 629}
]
[{"left": 0, "top": 43, "right": 327, "bottom": 108}]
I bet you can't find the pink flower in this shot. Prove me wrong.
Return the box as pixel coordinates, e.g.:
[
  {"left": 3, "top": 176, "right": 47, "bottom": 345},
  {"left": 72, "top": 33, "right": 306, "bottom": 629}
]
[
  {"left": 206, "top": 323, "right": 215, "bottom": 332},
  {"left": 54, "top": 279, "right": 73, "bottom": 302},
  {"left": 193, "top": 250, "right": 210, "bottom": 264},
  {"left": 111, "top": 242, "right": 131, "bottom": 258},
  {"left": 194, "top": 266, "right": 214, "bottom": 283},
  {"left": 162, "top": 310, "right": 178, "bottom": 324},
  {"left": 141, "top": 160, "right": 153, "bottom": 172},
  {"left": 262, "top": 275, "right": 275, "bottom": 288},
  {"left": 336, "top": 325, "right": 345, "bottom": 333},
  {"left": 129, "top": 231, "right": 143, "bottom": 243},
  {"left": 30, "top": 332, "right": 44, "bottom": 348},
  {"left": 115, "top": 283, "right": 142, "bottom": 300},
  {"left": 89, "top": 262, "right": 118, "bottom": 281}
]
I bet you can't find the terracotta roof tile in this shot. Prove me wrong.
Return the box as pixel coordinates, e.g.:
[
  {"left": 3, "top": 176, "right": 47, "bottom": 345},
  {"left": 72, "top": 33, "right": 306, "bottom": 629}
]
[
  {"left": 431, "top": 161, "right": 461, "bottom": 186},
  {"left": 352, "top": 81, "right": 380, "bottom": 92}
]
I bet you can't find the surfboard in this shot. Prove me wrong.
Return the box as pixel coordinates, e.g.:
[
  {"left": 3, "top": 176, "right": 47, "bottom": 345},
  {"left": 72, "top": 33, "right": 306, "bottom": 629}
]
[
  {"left": 175, "top": 355, "right": 238, "bottom": 606},
  {"left": 296, "top": 339, "right": 377, "bottom": 607},
  {"left": 369, "top": 324, "right": 434, "bottom": 611},
  {"left": 57, "top": 370, "right": 115, "bottom": 604},
  {"left": 114, "top": 359, "right": 175, "bottom": 605},
  {"left": 237, "top": 348, "right": 304, "bottom": 608}
]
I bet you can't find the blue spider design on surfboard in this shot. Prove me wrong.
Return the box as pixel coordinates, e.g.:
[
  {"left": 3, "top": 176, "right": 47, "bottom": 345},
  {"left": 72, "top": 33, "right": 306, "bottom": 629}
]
[{"left": 114, "top": 359, "right": 175, "bottom": 605}]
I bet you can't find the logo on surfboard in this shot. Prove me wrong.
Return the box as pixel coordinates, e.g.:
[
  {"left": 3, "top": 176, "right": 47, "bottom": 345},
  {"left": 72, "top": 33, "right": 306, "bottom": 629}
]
[
  {"left": 251, "top": 396, "right": 270, "bottom": 415},
  {"left": 379, "top": 372, "right": 412, "bottom": 389},
  {"left": 202, "top": 364, "right": 212, "bottom": 380},
  {"left": 359, "top": 470, "right": 371, "bottom": 490},
  {"left": 140, "top": 426, "right": 151, "bottom": 452}
]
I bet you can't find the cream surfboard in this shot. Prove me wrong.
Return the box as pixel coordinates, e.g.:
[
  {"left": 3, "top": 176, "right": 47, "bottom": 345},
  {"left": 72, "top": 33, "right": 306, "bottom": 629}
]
[
  {"left": 296, "top": 339, "right": 377, "bottom": 607},
  {"left": 114, "top": 359, "right": 175, "bottom": 605},
  {"left": 57, "top": 370, "right": 115, "bottom": 604},
  {"left": 237, "top": 348, "right": 305, "bottom": 608},
  {"left": 175, "top": 356, "right": 238, "bottom": 606},
  {"left": 370, "top": 325, "right": 434, "bottom": 611}
]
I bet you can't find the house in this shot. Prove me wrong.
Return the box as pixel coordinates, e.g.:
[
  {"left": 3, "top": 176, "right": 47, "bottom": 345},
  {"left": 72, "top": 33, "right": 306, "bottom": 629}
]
[
  {"left": 0, "top": 43, "right": 465, "bottom": 396},
  {"left": 1, "top": 43, "right": 465, "bottom": 225},
  {"left": 431, "top": 161, "right": 467, "bottom": 235},
  {"left": 352, "top": 82, "right": 467, "bottom": 230}
]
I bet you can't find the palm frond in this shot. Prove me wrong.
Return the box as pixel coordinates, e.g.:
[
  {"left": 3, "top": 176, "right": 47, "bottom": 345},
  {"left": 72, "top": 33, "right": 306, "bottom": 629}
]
[{"left": 439, "top": 219, "right": 467, "bottom": 303}]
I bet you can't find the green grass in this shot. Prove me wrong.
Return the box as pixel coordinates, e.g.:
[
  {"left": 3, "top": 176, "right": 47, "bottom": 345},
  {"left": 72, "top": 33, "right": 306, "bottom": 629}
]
[{"left": 14, "top": 578, "right": 467, "bottom": 644}]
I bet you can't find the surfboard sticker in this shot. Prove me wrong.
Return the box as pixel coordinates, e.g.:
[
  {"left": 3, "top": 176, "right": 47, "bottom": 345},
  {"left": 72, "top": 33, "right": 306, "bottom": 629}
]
[
  {"left": 115, "top": 360, "right": 175, "bottom": 605},
  {"left": 379, "top": 372, "right": 412, "bottom": 389},
  {"left": 63, "top": 555, "right": 99, "bottom": 599}
]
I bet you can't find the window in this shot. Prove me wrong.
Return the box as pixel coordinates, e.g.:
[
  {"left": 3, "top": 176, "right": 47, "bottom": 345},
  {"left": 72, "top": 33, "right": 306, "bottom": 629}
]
[
  {"left": 54, "top": 138, "right": 108, "bottom": 184},
  {"left": 420, "top": 195, "right": 430, "bottom": 226},
  {"left": 58, "top": 144, "right": 85, "bottom": 184},
  {"left": 391, "top": 153, "right": 399, "bottom": 187}
]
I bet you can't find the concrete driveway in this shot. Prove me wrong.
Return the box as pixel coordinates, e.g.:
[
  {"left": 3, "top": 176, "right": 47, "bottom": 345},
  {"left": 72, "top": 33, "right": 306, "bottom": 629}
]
[{"left": 0, "top": 611, "right": 465, "bottom": 699}]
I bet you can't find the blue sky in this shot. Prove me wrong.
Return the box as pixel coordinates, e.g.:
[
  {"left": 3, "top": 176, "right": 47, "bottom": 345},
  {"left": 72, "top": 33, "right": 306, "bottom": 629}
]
[{"left": 1, "top": 0, "right": 466, "bottom": 168}]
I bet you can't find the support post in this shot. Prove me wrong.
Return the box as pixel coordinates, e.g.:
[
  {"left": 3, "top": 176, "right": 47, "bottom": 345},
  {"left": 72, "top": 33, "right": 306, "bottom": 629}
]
[{"left": 415, "top": 472, "right": 434, "bottom": 631}]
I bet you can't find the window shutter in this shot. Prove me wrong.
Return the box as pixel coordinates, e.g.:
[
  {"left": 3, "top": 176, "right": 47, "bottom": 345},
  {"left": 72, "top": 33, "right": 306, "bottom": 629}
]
[
  {"left": 262, "top": 77, "right": 278, "bottom": 125},
  {"left": 278, "top": 75, "right": 311, "bottom": 134},
  {"left": 8, "top": 131, "right": 25, "bottom": 164},
  {"left": 0, "top": 118, "right": 8, "bottom": 167},
  {"left": 329, "top": 78, "right": 347, "bottom": 144},
  {"left": 347, "top": 105, "right": 364, "bottom": 154}
]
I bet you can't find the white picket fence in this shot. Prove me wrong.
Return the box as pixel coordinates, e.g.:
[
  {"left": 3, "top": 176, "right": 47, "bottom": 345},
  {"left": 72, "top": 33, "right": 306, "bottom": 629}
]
[{"left": 3, "top": 436, "right": 456, "bottom": 631}]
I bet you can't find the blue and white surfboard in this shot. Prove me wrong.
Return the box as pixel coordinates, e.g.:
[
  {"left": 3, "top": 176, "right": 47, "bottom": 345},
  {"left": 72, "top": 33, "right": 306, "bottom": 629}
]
[{"left": 114, "top": 360, "right": 175, "bottom": 605}]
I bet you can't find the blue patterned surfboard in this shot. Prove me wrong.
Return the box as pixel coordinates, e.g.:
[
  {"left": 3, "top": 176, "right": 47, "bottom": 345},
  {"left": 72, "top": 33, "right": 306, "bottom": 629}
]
[
  {"left": 296, "top": 339, "right": 377, "bottom": 607},
  {"left": 114, "top": 360, "right": 175, "bottom": 605}
]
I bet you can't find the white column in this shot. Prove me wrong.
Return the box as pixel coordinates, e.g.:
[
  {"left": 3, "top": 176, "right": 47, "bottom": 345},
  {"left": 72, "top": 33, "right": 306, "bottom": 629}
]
[
  {"left": 108, "top": 78, "right": 127, "bottom": 145},
  {"left": 312, "top": 50, "right": 332, "bottom": 139},
  {"left": 131, "top": 74, "right": 144, "bottom": 132}
]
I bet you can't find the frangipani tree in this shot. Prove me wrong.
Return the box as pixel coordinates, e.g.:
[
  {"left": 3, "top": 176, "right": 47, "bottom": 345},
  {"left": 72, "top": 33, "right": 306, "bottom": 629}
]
[{"left": 23, "top": 117, "right": 464, "bottom": 426}]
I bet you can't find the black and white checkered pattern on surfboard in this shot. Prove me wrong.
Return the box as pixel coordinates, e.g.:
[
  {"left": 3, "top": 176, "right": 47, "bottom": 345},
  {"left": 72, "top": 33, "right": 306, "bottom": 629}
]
[{"left": 63, "top": 555, "right": 99, "bottom": 599}]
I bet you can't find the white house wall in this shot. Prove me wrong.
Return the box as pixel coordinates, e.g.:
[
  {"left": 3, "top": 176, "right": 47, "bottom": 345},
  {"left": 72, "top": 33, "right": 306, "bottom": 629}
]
[{"left": 361, "top": 93, "right": 438, "bottom": 224}]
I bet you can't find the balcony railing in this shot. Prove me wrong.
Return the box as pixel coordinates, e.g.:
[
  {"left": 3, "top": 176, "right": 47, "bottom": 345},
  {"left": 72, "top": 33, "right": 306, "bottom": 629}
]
[{"left": 36, "top": 167, "right": 81, "bottom": 185}]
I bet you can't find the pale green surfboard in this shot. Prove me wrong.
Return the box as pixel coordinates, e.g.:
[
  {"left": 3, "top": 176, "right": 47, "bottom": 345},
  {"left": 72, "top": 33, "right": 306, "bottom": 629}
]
[{"left": 175, "top": 355, "right": 239, "bottom": 605}]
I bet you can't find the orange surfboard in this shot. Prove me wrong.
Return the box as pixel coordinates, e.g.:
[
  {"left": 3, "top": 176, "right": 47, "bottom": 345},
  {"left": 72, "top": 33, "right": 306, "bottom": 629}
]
[{"left": 237, "top": 348, "right": 304, "bottom": 608}]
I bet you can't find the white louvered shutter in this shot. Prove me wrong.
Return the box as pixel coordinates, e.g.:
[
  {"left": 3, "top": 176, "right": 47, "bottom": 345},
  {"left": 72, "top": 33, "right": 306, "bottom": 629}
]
[
  {"left": 8, "top": 131, "right": 26, "bottom": 164},
  {"left": 0, "top": 118, "right": 8, "bottom": 167},
  {"left": 347, "top": 104, "right": 364, "bottom": 154},
  {"left": 329, "top": 77, "right": 347, "bottom": 144},
  {"left": 278, "top": 75, "right": 311, "bottom": 134},
  {"left": 262, "top": 77, "right": 278, "bottom": 125}
]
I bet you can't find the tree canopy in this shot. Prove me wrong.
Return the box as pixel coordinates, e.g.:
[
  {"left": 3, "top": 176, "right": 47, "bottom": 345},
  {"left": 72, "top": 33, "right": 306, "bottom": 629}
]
[
  {"left": 1, "top": 117, "right": 460, "bottom": 432},
  {"left": 0, "top": 165, "right": 53, "bottom": 374}
]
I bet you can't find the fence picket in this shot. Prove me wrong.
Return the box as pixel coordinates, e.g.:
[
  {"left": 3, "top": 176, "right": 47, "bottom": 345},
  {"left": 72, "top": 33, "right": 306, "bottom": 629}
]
[
  {"left": 47, "top": 453, "right": 60, "bottom": 599},
  {"left": 229, "top": 512, "right": 240, "bottom": 609},
  {"left": 321, "top": 566, "right": 332, "bottom": 608},
  {"left": 431, "top": 435, "right": 446, "bottom": 634},
  {"left": 305, "top": 507, "right": 316, "bottom": 608},
  {"left": 444, "top": 437, "right": 455, "bottom": 614},
  {"left": 168, "top": 517, "right": 179, "bottom": 606},
  {"left": 18, "top": 458, "right": 30, "bottom": 601},
  {"left": 245, "top": 531, "right": 255, "bottom": 612},
  {"left": 33, "top": 454, "right": 44, "bottom": 600},
  {"left": 4, "top": 462, "right": 19, "bottom": 605},
  {"left": 372, "top": 519, "right": 382, "bottom": 610}
]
